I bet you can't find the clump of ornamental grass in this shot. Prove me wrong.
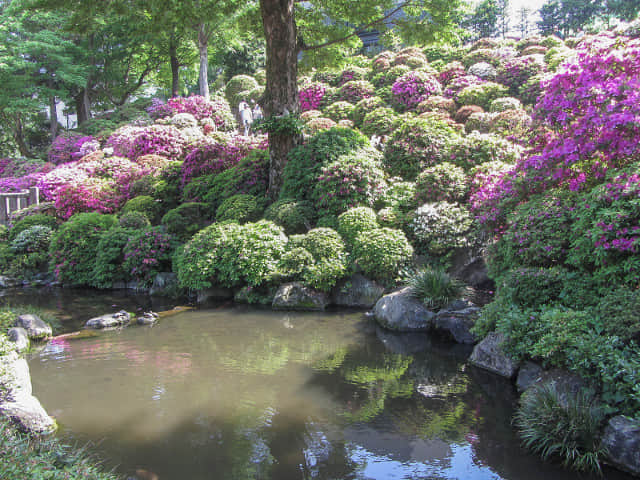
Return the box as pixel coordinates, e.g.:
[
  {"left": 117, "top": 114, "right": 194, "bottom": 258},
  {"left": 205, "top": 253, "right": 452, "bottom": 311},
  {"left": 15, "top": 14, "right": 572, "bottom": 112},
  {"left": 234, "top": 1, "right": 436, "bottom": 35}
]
[
  {"left": 514, "top": 382, "right": 607, "bottom": 474},
  {"left": 407, "top": 268, "right": 463, "bottom": 310}
]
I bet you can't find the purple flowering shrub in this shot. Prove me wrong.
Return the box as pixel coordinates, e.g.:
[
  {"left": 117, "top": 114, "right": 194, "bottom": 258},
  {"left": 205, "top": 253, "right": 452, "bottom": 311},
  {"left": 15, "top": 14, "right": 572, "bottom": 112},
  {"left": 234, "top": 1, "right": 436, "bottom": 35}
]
[
  {"left": 181, "top": 133, "right": 268, "bottom": 184},
  {"left": 127, "top": 125, "right": 187, "bottom": 160},
  {"left": 337, "top": 66, "right": 368, "bottom": 86},
  {"left": 48, "top": 133, "right": 99, "bottom": 165},
  {"left": 338, "top": 80, "right": 374, "bottom": 104},
  {"left": 391, "top": 71, "right": 442, "bottom": 110},
  {"left": 123, "top": 227, "right": 174, "bottom": 286},
  {"left": 147, "top": 95, "right": 236, "bottom": 130},
  {"left": 299, "top": 82, "right": 327, "bottom": 111},
  {"left": 371, "top": 65, "right": 411, "bottom": 88},
  {"left": 438, "top": 61, "right": 466, "bottom": 86},
  {"left": 0, "top": 159, "right": 54, "bottom": 193},
  {"left": 443, "top": 75, "right": 484, "bottom": 100},
  {"left": 496, "top": 55, "right": 546, "bottom": 96}
]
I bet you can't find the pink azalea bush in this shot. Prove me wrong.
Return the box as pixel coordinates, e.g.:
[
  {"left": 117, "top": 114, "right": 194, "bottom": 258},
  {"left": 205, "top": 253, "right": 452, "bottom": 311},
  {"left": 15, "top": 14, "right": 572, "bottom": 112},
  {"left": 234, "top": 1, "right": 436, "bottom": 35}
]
[
  {"left": 147, "top": 95, "right": 236, "bottom": 130},
  {"left": 391, "top": 71, "right": 442, "bottom": 110},
  {"left": 48, "top": 133, "right": 98, "bottom": 165},
  {"left": 299, "top": 82, "right": 327, "bottom": 112}
]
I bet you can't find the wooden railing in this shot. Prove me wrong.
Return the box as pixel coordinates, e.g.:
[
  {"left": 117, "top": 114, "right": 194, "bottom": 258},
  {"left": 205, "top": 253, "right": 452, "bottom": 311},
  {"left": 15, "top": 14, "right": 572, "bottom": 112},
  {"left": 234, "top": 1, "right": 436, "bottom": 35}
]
[{"left": 0, "top": 187, "right": 40, "bottom": 225}]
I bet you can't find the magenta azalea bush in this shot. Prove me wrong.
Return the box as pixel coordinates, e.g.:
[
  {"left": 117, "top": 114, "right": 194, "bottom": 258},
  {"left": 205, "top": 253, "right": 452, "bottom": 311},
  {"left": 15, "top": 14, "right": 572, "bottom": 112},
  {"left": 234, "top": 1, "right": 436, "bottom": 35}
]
[
  {"left": 127, "top": 125, "right": 187, "bottom": 161},
  {"left": 391, "top": 71, "right": 442, "bottom": 110},
  {"left": 147, "top": 95, "right": 235, "bottom": 130},
  {"left": 123, "top": 228, "right": 173, "bottom": 286},
  {"left": 299, "top": 82, "right": 327, "bottom": 112},
  {"left": 0, "top": 159, "right": 54, "bottom": 193},
  {"left": 443, "top": 75, "right": 484, "bottom": 100},
  {"left": 48, "top": 133, "right": 99, "bottom": 165}
]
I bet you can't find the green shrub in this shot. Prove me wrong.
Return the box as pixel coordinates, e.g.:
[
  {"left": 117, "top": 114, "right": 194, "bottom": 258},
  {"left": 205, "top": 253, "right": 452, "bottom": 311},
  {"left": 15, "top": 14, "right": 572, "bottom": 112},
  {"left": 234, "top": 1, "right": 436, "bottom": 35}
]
[
  {"left": 121, "top": 195, "right": 162, "bottom": 224},
  {"left": 225, "top": 74, "right": 259, "bottom": 106},
  {"left": 118, "top": 211, "right": 150, "bottom": 229},
  {"left": 92, "top": 227, "right": 133, "bottom": 288},
  {"left": 280, "top": 128, "right": 369, "bottom": 201},
  {"left": 337, "top": 207, "right": 379, "bottom": 246},
  {"left": 361, "top": 107, "right": 399, "bottom": 137},
  {"left": 215, "top": 194, "right": 265, "bottom": 224},
  {"left": 351, "top": 228, "right": 413, "bottom": 282},
  {"left": 0, "top": 243, "right": 14, "bottom": 271},
  {"left": 49, "top": 213, "right": 117, "bottom": 285},
  {"left": 263, "top": 199, "right": 316, "bottom": 234},
  {"left": 489, "top": 96, "right": 523, "bottom": 112},
  {"left": 497, "top": 267, "right": 568, "bottom": 309},
  {"left": 311, "top": 148, "right": 387, "bottom": 217},
  {"left": 352, "top": 96, "right": 384, "bottom": 127},
  {"left": 410, "top": 202, "right": 473, "bottom": 256},
  {"left": 123, "top": 227, "right": 174, "bottom": 287},
  {"left": 415, "top": 162, "right": 468, "bottom": 204},
  {"left": 275, "top": 246, "right": 315, "bottom": 279},
  {"left": 0, "top": 225, "right": 7, "bottom": 241},
  {"left": 457, "top": 82, "right": 509, "bottom": 110},
  {"left": 378, "top": 180, "right": 418, "bottom": 212},
  {"left": 407, "top": 268, "right": 463, "bottom": 310},
  {"left": 323, "top": 101, "right": 355, "bottom": 122},
  {"left": 10, "top": 225, "right": 52, "bottom": 254},
  {"left": 446, "top": 132, "right": 522, "bottom": 171},
  {"left": 9, "top": 214, "right": 57, "bottom": 242},
  {"left": 176, "top": 220, "right": 287, "bottom": 290},
  {"left": 383, "top": 117, "right": 460, "bottom": 180},
  {"left": 161, "top": 202, "right": 211, "bottom": 242},
  {"left": 514, "top": 382, "right": 606, "bottom": 473},
  {"left": 288, "top": 228, "right": 348, "bottom": 291}
]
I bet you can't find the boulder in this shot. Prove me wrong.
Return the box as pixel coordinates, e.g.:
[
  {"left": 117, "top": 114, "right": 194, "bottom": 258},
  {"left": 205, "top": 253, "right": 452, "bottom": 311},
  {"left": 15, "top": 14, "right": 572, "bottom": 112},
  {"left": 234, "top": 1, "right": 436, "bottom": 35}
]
[
  {"left": 516, "top": 361, "right": 543, "bottom": 392},
  {"left": 7, "top": 327, "right": 30, "bottom": 353},
  {"left": 0, "top": 275, "right": 19, "bottom": 288},
  {"left": 373, "top": 288, "right": 436, "bottom": 332},
  {"left": 85, "top": 310, "right": 131, "bottom": 329},
  {"left": 0, "top": 352, "right": 56, "bottom": 434},
  {"left": 14, "top": 314, "right": 52, "bottom": 340},
  {"left": 332, "top": 274, "right": 385, "bottom": 309},
  {"left": 602, "top": 416, "right": 640, "bottom": 476},
  {"left": 433, "top": 307, "right": 480, "bottom": 344},
  {"left": 272, "top": 283, "right": 329, "bottom": 311},
  {"left": 150, "top": 272, "right": 179, "bottom": 296},
  {"left": 137, "top": 312, "right": 159, "bottom": 326},
  {"left": 517, "top": 364, "right": 589, "bottom": 404},
  {"left": 196, "top": 286, "right": 234, "bottom": 304},
  {"left": 469, "top": 332, "right": 520, "bottom": 378}
]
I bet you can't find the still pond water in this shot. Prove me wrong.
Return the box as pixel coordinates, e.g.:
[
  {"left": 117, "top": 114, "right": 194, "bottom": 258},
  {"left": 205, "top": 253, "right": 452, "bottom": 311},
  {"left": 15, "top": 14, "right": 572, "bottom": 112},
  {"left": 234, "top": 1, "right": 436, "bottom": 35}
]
[{"left": 5, "top": 288, "right": 630, "bottom": 480}]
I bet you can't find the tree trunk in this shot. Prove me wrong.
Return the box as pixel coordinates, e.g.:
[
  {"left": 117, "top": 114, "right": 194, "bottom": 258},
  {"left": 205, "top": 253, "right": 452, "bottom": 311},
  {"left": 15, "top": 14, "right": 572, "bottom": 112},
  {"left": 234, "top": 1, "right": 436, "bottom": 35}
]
[
  {"left": 260, "top": 0, "right": 302, "bottom": 200},
  {"left": 13, "top": 115, "right": 33, "bottom": 158},
  {"left": 49, "top": 96, "right": 59, "bottom": 140},
  {"left": 170, "top": 34, "right": 180, "bottom": 97},
  {"left": 75, "top": 92, "right": 88, "bottom": 125},
  {"left": 198, "top": 23, "right": 210, "bottom": 100}
]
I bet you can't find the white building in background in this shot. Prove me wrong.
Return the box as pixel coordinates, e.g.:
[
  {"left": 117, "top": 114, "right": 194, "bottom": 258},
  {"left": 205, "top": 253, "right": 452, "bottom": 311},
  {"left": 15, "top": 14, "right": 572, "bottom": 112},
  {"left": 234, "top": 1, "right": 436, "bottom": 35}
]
[{"left": 46, "top": 98, "right": 78, "bottom": 129}]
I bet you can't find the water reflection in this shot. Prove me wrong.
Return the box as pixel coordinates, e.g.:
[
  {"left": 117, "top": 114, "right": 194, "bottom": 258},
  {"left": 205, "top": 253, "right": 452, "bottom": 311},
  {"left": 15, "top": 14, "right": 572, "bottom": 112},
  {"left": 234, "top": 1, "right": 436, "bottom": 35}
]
[{"left": 26, "top": 307, "right": 633, "bottom": 480}]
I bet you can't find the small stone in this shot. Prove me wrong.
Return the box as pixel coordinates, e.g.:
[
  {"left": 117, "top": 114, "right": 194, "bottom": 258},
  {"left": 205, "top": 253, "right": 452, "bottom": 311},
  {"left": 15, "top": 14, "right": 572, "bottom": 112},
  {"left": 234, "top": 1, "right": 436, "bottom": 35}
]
[
  {"left": 602, "top": 416, "right": 640, "bottom": 476},
  {"left": 469, "top": 332, "right": 520, "bottom": 378},
  {"left": 14, "top": 314, "right": 52, "bottom": 340},
  {"left": 7, "top": 328, "right": 30, "bottom": 353}
]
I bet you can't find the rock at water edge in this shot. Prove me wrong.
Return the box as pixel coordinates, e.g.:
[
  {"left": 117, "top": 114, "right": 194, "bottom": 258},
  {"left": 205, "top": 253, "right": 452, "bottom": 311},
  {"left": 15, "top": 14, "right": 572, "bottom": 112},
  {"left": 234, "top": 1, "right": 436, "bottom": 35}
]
[
  {"left": 469, "top": 332, "right": 520, "bottom": 378},
  {"left": 272, "top": 283, "right": 329, "bottom": 311},
  {"left": 373, "top": 288, "right": 435, "bottom": 332},
  {"left": 14, "top": 314, "right": 52, "bottom": 340},
  {"left": 332, "top": 274, "right": 385, "bottom": 309},
  {"left": 602, "top": 416, "right": 640, "bottom": 476}
]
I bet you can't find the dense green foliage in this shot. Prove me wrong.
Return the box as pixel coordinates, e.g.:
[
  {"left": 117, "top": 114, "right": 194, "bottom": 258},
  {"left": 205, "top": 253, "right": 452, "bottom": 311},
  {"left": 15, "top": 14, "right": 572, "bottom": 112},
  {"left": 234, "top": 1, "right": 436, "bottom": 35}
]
[{"left": 407, "top": 268, "right": 463, "bottom": 310}]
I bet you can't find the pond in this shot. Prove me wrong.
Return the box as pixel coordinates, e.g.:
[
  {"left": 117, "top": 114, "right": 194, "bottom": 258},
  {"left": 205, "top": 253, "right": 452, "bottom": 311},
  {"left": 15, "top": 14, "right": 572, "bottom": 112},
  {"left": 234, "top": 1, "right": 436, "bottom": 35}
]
[{"left": 18, "top": 291, "right": 632, "bottom": 480}]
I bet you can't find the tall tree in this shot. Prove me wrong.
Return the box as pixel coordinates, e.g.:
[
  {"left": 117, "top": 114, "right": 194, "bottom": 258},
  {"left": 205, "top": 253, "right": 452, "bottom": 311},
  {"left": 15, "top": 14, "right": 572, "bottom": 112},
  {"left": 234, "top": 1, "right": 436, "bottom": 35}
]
[
  {"left": 497, "top": 0, "right": 510, "bottom": 38},
  {"left": 516, "top": 7, "right": 531, "bottom": 38},
  {"left": 538, "top": 0, "right": 602, "bottom": 37},
  {"left": 259, "top": 0, "right": 465, "bottom": 198},
  {"left": 464, "top": 0, "right": 500, "bottom": 40},
  {"left": 604, "top": 0, "right": 640, "bottom": 21}
]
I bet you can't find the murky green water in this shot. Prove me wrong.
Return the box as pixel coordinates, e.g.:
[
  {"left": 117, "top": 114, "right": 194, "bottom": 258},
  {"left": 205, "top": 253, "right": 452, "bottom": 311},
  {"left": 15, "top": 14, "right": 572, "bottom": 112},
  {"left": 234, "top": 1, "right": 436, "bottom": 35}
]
[{"left": 22, "top": 295, "right": 631, "bottom": 480}]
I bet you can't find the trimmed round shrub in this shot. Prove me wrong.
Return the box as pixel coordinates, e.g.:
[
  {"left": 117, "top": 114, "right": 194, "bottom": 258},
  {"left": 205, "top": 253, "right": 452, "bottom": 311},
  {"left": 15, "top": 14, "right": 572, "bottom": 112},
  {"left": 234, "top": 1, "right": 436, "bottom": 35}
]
[
  {"left": 9, "top": 214, "right": 58, "bottom": 242},
  {"left": 338, "top": 80, "right": 374, "bottom": 104},
  {"left": 352, "top": 96, "right": 384, "bottom": 127},
  {"left": 521, "top": 45, "right": 548, "bottom": 56},
  {"left": 167, "top": 112, "right": 198, "bottom": 129},
  {"left": 496, "top": 55, "right": 545, "bottom": 96},
  {"left": 392, "top": 48, "right": 428, "bottom": 68},
  {"left": 410, "top": 202, "right": 473, "bottom": 255},
  {"left": 49, "top": 212, "right": 117, "bottom": 285},
  {"left": 391, "top": 71, "right": 442, "bottom": 110},
  {"left": 378, "top": 180, "right": 418, "bottom": 212},
  {"left": 215, "top": 194, "right": 265, "bottom": 224},
  {"left": 311, "top": 148, "right": 387, "bottom": 217},
  {"left": 304, "top": 117, "right": 337, "bottom": 135},
  {"left": 416, "top": 96, "right": 456, "bottom": 115},
  {"left": 447, "top": 132, "right": 522, "bottom": 170},
  {"left": 118, "top": 211, "right": 150, "bottom": 229},
  {"left": 225, "top": 75, "right": 259, "bottom": 107},
  {"left": 127, "top": 125, "right": 187, "bottom": 161},
  {"left": 371, "top": 64, "right": 411, "bottom": 88},
  {"left": 323, "top": 101, "right": 355, "bottom": 122},
  {"left": 443, "top": 75, "right": 484, "bottom": 100},
  {"left": 299, "top": 82, "right": 328, "bottom": 112},
  {"left": 519, "top": 74, "right": 544, "bottom": 106},
  {"left": 92, "top": 226, "right": 133, "bottom": 288},
  {"left": 276, "top": 246, "right": 315, "bottom": 279},
  {"left": 176, "top": 220, "right": 287, "bottom": 289},
  {"left": 438, "top": 61, "right": 466, "bottom": 85},
  {"left": 468, "top": 62, "right": 497, "bottom": 80},
  {"left": 464, "top": 112, "right": 493, "bottom": 133},
  {"left": 161, "top": 202, "right": 211, "bottom": 241},
  {"left": 312, "top": 70, "right": 340, "bottom": 86},
  {"left": 457, "top": 82, "right": 509, "bottom": 110},
  {"left": 300, "top": 109, "right": 323, "bottom": 121},
  {"left": 10, "top": 225, "right": 52, "bottom": 254},
  {"left": 352, "top": 228, "right": 413, "bottom": 282},
  {"left": 415, "top": 163, "right": 469, "bottom": 203},
  {"left": 361, "top": 107, "right": 399, "bottom": 137},
  {"left": 337, "top": 66, "right": 368, "bottom": 86},
  {"left": 489, "top": 97, "right": 523, "bottom": 112},
  {"left": 280, "top": 128, "right": 369, "bottom": 201},
  {"left": 489, "top": 109, "right": 532, "bottom": 138},
  {"left": 123, "top": 227, "right": 174, "bottom": 287},
  {"left": 121, "top": 195, "right": 162, "bottom": 224},
  {"left": 264, "top": 199, "right": 316, "bottom": 234},
  {"left": 288, "top": 228, "right": 348, "bottom": 291},
  {"left": 454, "top": 105, "right": 484, "bottom": 124},
  {"left": 383, "top": 117, "right": 461, "bottom": 179},
  {"left": 337, "top": 207, "right": 379, "bottom": 245},
  {"left": 462, "top": 48, "right": 499, "bottom": 67}
]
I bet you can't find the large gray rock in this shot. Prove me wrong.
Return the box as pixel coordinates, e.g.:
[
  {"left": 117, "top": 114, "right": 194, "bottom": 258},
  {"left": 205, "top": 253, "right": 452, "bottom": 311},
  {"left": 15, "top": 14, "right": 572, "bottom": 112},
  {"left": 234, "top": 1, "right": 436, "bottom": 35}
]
[
  {"left": 517, "top": 363, "right": 589, "bottom": 403},
  {"left": 332, "top": 274, "right": 385, "bottom": 309},
  {"left": 150, "top": 272, "right": 179, "bottom": 296},
  {"left": 7, "top": 327, "right": 30, "bottom": 353},
  {"left": 469, "top": 332, "right": 520, "bottom": 378},
  {"left": 374, "top": 288, "right": 436, "bottom": 332},
  {"left": 0, "top": 351, "right": 56, "bottom": 434},
  {"left": 14, "top": 314, "right": 52, "bottom": 340},
  {"left": 85, "top": 310, "right": 131, "bottom": 329},
  {"left": 516, "top": 361, "right": 543, "bottom": 392},
  {"left": 433, "top": 307, "right": 480, "bottom": 344},
  {"left": 602, "top": 416, "right": 640, "bottom": 476},
  {"left": 272, "top": 283, "right": 329, "bottom": 311}
]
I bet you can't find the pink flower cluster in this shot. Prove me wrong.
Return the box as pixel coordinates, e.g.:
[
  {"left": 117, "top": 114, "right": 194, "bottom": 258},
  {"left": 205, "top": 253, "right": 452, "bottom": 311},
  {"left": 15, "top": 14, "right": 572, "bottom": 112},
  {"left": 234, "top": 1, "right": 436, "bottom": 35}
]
[
  {"left": 299, "top": 83, "right": 327, "bottom": 112},
  {"left": 48, "top": 133, "right": 98, "bottom": 165},
  {"left": 147, "top": 95, "right": 235, "bottom": 130},
  {"left": 391, "top": 71, "right": 442, "bottom": 110}
]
